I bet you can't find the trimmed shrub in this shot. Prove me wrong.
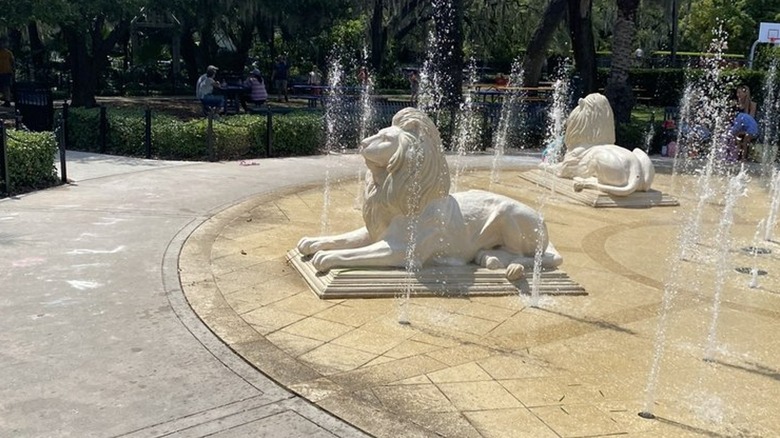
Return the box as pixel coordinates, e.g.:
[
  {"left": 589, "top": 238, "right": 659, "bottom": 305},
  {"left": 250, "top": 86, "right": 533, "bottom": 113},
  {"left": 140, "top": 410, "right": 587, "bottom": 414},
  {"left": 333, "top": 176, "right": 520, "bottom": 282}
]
[
  {"left": 3, "top": 130, "right": 59, "bottom": 194},
  {"left": 66, "top": 108, "right": 323, "bottom": 160},
  {"left": 66, "top": 107, "right": 101, "bottom": 152},
  {"left": 615, "top": 119, "right": 650, "bottom": 151},
  {"left": 271, "top": 112, "right": 323, "bottom": 156}
]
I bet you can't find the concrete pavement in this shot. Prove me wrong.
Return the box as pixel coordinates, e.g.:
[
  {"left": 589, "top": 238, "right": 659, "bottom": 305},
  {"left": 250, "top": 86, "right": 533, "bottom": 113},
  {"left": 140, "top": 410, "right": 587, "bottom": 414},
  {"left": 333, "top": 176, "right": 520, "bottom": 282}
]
[{"left": 0, "top": 151, "right": 373, "bottom": 437}]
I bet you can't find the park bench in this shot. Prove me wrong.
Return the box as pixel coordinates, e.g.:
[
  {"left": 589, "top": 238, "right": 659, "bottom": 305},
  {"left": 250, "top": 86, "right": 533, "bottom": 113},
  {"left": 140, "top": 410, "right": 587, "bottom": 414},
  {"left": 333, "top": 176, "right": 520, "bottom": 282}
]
[{"left": 13, "top": 82, "right": 54, "bottom": 132}]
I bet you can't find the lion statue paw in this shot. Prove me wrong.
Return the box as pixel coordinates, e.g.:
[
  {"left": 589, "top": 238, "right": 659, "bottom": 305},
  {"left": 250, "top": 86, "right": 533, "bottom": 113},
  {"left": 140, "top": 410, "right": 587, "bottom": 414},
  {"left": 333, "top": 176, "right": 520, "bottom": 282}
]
[
  {"left": 479, "top": 254, "right": 503, "bottom": 270},
  {"left": 506, "top": 263, "right": 525, "bottom": 281}
]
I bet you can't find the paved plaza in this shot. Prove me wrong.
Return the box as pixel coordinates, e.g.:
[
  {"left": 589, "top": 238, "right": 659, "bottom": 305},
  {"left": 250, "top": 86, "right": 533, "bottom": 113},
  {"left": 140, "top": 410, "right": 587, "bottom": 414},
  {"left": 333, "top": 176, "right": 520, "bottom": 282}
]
[{"left": 2, "top": 151, "right": 779, "bottom": 437}]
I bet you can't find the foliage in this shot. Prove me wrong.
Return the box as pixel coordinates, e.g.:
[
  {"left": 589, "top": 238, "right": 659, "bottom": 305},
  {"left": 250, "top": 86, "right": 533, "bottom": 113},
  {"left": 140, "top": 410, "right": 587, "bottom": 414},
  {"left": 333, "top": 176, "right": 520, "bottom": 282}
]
[
  {"left": 3, "top": 130, "right": 59, "bottom": 195},
  {"left": 680, "top": 0, "right": 780, "bottom": 55},
  {"left": 271, "top": 113, "right": 324, "bottom": 156},
  {"left": 629, "top": 68, "right": 687, "bottom": 106},
  {"left": 64, "top": 108, "right": 322, "bottom": 159},
  {"left": 615, "top": 118, "right": 650, "bottom": 149}
]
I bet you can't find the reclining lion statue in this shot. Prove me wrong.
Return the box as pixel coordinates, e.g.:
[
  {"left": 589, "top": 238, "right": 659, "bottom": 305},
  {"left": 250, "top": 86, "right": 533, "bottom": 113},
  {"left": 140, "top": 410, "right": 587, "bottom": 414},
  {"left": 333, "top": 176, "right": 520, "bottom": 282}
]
[
  {"left": 297, "top": 107, "right": 562, "bottom": 280},
  {"left": 542, "top": 93, "right": 655, "bottom": 196}
]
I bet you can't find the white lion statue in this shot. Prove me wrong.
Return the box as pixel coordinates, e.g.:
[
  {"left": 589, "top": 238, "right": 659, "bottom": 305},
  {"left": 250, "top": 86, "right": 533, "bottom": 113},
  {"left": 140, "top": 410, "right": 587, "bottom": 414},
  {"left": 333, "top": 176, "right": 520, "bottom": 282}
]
[
  {"left": 542, "top": 93, "right": 655, "bottom": 196},
  {"left": 297, "top": 107, "right": 562, "bottom": 280}
]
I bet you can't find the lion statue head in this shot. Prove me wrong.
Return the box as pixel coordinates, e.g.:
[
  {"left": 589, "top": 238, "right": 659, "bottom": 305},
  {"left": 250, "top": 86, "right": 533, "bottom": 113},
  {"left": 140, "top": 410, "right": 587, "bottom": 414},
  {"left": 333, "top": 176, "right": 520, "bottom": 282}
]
[
  {"left": 564, "top": 93, "right": 616, "bottom": 151},
  {"left": 360, "top": 107, "right": 450, "bottom": 239}
]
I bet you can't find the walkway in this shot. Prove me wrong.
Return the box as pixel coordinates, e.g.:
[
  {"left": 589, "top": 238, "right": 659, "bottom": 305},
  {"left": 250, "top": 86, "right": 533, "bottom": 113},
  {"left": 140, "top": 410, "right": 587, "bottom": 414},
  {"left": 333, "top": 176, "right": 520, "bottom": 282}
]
[{"left": 0, "top": 151, "right": 372, "bottom": 437}]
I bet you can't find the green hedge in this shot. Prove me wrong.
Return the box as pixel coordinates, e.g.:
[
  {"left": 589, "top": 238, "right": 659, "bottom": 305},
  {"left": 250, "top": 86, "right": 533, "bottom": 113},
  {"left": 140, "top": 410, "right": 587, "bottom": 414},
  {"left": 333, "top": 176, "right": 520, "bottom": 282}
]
[
  {"left": 3, "top": 130, "right": 59, "bottom": 195},
  {"left": 65, "top": 108, "right": 323, "bottom": 160},
  {"left": 597, "top": 68, "right": 769, "bottom": 107}
]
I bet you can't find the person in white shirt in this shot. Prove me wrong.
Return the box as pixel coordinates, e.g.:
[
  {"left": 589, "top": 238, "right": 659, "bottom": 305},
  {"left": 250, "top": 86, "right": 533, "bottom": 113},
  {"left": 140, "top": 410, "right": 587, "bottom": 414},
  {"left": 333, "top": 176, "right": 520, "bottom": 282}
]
[{"left": 196, "top": 65, "right": 224, "bottom": 115}]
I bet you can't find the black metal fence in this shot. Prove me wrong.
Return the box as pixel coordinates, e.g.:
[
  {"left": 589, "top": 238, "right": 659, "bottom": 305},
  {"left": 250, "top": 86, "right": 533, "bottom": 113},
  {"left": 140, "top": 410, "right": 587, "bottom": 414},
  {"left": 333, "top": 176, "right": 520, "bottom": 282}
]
[{"left": 13, "top": 82, "right": 54, "bottom": 132}]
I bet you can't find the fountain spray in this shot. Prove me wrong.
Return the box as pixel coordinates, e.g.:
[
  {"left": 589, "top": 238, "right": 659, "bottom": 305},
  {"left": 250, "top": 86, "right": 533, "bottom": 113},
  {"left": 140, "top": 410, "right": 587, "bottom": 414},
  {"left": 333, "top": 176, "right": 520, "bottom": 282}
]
[
  {"left": 765, "top": 169, "right": 780, "bottom": 242},
  {"left": 530, "top": 69, "right": 570, "bottom": 306},
  {"left": 703, "top": 167, "right": 749, "bottom": 361},
  {"left": 490, "top": 59, "right": 525, "bottom": 188},
  {"left": 354, "top": 47, "right": 375, "bottom": 211},
  {"left": 451, "top": 58, "right": 481, "bottom": 192},
  {"left": 749, "top": 219, "right": 766, "bottom": 288},
  {"left": 320, "top": 51, "right": 345, "bottom": 234},
  {"left": 760, "top": 59, "right": 779, "bottom": 183}
]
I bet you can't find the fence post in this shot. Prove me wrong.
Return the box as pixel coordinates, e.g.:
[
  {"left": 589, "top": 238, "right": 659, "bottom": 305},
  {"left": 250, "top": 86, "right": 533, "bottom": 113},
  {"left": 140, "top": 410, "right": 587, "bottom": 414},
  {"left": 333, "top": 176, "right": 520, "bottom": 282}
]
[
  {"left": 207, "top": 110, "right": 215, "bottom": 162},
  {"left": 145, "top": 108, "right": 152, "bottom": 159},
  {"left": 0, "top": 125, "right": 8, "bottom": 196},
  {"left": 99, "top": 105, "right": 107, "bottom": 153},
  {"left": 60, "top": 103, "right": 68, "bottom": 184},
  {"left": 14, "top": 112, "right": 21, "bottom": 130},
  {"left": 266, "top": 110, "right": 272, "bottom": 157}
]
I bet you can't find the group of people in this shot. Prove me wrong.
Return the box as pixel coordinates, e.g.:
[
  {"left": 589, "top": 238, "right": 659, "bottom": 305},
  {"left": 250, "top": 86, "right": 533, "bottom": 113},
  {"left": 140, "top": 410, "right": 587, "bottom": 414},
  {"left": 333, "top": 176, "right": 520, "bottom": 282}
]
[
  {"left": 668, "top": 84, "right": 761, "bottom": 162},
  {"left": 730, "top": 84, "right": 759, "bottom": 161},
  {"left": 195, "top": 65, "right": 268, "bottom": 115},
  {"left": 195, "top": 55, "right": 293, "bottom": 115}
]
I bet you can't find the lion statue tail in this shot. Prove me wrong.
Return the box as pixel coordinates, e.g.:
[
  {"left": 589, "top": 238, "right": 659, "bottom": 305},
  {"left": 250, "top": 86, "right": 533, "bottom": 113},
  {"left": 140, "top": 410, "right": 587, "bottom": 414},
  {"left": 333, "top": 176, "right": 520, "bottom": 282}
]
[{"left": 632, "top": 148, "right": 655, "bottom": 192}]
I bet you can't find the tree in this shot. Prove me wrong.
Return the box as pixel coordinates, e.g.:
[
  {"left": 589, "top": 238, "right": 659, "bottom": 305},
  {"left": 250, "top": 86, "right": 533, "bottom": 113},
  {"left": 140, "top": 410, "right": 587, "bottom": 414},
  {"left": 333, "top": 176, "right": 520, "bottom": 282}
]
[
  {"left": 568, "top": 0, "right": 597, "bottom": 96},
  {"left": 34, "top": 0, "right": 142, "bottom": 107},
  {"left": 2, "top": 0, "right": 145, "bottom": 107},
  {"left": 366, "top": 0, "right": 430, "bottom": 73},
  {"left": 678, "top": 0, "right": 777, "bottom": 54},
  {"left": 605, "top": 0, "right": 640, "bottom": 124},
  {"left": 523, "top": 0, "right": 568, "bottom": 86}
]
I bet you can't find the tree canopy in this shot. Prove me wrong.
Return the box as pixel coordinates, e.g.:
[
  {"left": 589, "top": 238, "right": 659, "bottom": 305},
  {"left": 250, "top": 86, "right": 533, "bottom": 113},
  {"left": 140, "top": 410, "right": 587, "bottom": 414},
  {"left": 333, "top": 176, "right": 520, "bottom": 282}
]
[{"left": 0, "top": 0, "right": 777, "bottom": 107}]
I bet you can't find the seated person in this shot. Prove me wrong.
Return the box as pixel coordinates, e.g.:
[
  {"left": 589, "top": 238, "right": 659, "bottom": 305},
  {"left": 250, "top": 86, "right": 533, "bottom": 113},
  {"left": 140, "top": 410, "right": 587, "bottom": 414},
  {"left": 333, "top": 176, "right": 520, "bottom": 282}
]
[
  {"left": 241, "top": 69, "right": 268, "bottom": 111},
  {"left": 735, "top": 84, "right": 757, "bottom": 117},
  {"left": 196, "top": 65, "right": 224, "bottom": 115},
  {"left": 730, "top": 111, "right": 759, "bottom": 161}
]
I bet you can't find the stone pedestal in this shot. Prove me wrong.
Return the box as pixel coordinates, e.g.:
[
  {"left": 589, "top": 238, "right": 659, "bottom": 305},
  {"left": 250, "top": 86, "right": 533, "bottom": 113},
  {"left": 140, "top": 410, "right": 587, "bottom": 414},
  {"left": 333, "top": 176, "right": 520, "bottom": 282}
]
[
  {"left": 519, "top": 169, "right": 679, "bottom": 208},
  {"left": 287, "top": 249, "right": 585, "bottom": 299}
]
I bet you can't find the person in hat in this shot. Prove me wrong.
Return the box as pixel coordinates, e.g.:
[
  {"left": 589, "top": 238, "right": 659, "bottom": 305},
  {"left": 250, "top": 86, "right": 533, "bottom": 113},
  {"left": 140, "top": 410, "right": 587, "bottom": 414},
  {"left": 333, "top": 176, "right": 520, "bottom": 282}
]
[
  {"left": 241, "top": 68, "right": 267, "bottom": 111},
  {"left": 196, "top": 65, "right": 224, "bottom": 115}
]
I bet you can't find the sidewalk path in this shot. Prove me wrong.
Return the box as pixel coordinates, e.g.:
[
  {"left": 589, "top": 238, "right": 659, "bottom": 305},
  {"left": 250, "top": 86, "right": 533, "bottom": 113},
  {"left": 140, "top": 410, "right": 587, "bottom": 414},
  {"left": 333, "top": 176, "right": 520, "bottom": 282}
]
[{"left": 0, "top": 151, "right": 372, "bottom": 437}]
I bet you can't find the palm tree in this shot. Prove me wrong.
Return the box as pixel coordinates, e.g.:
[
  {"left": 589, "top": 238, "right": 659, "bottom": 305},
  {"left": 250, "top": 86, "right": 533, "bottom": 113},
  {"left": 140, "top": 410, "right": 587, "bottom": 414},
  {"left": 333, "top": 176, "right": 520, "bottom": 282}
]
[{"left": 604, "top": 0, "right": 640, "bottom": 124}]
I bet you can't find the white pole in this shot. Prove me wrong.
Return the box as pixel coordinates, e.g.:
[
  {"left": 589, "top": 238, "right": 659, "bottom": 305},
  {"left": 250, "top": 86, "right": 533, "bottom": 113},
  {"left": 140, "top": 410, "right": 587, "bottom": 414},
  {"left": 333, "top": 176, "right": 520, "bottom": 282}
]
[{"left": 749, "top": 40, "right": 760, "bottom": 69}]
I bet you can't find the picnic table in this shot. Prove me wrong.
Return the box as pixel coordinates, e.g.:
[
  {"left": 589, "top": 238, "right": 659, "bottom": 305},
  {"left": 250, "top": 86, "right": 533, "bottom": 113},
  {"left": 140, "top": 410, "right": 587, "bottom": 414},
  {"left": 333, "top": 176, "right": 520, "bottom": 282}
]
[
  {"left": 215, "top": 85, "right": 248, "bottom": 115},
  {"left": 291, "top": 85, "right": 369, "bottom": 108},
  {"left": 470, "top": 86, "right": 553, "bottom": 103}
]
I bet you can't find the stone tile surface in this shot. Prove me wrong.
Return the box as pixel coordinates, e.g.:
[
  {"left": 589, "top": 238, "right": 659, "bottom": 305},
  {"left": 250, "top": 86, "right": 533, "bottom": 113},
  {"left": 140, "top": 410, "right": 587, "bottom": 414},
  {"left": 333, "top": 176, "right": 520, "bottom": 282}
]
[{"left": 181, "top": 169, "right": 780, "bottom": 438}]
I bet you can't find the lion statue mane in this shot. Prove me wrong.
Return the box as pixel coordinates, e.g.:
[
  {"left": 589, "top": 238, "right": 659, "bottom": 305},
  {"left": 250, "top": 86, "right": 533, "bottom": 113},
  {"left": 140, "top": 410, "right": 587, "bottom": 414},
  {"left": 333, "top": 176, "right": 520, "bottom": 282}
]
[
  {"left": 543, "top": 93, "right": 655, "bottom": 197},
  {"left": 297, "top": 107, "right": 562, "bottom": 280}
]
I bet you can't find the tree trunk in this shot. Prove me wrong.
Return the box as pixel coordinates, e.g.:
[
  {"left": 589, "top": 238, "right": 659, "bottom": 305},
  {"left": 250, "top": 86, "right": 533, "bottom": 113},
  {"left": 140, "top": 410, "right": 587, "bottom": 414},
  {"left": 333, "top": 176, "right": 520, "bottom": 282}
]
[
  {"left": 64, "top": 20, "right": 129, "bottom": 108},
  {"left": 28, "top": 22, "right": 47, "bottom": 82},
  {"left": 433, "top": 0, "right": 464, "bottom": 109},
  {"left": 369, "top": 0, "right": 387, "bottom": 72},
  {"left": 567, "top": 0, "right": 597, "bottom": 97},
  {"left": 605, "top": 0, "right": 639, "bottom": 124},
  {"left": 231, "top": 23, "right": 256, "bottom": 72},
  {"left": 523, "top": 0, "right": 568, "bottom": 86},
  {"left": 180, "top": 29, "right": 199, "bottom": 87},
  {"left": 66, "top": 31, "right": 98, "bottom": 107}
]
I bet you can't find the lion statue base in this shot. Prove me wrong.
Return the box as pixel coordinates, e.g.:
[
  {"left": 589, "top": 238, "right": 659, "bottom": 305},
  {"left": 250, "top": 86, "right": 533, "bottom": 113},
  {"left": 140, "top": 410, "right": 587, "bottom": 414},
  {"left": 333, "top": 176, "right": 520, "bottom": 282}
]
[
  {"left": 297, "top": 107, "right": 563, "bottom": 281},
  {"left": 541, "top": 93, "right": 655, "bottom": 197}
]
